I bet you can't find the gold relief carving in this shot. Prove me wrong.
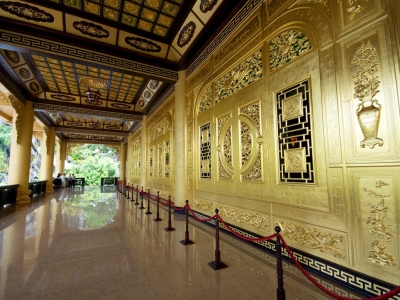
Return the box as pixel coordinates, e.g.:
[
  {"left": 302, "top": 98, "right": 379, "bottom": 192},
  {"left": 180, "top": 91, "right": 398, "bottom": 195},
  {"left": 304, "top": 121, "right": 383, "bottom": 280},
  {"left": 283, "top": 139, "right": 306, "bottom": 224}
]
[
  {"left": 214, "top": 15, "right": 261, "bottom": 67},
  {"left": 0, "top": 90, "right": 11, "bottom": 105},
  {"left": 269, "top": 30, "right": 312, "bottom": 72},
  {"left": 362, "top": 182, "right": 396, "bottom": 266},
  {"left": 275, "top": 220, "right": 346, "bottom": 259},
  {"left": 187, "top": 123, "right": 193, "bottom": 168},
  {"left": 267, "top": 0, "right": 289, "bottom": 17},
  {"left": 351, "top": 41, "right": 383, "bottom": 149},
  {"left": 157, "top": 143, "right": 163, "bottom": 177},
  {"left": 241, "top": 145, "right": 263, "bottom": 182},
  {"left": 187, "top": 61, "right": 211, "bottom": 91},
  {"left": 219, "top": 205, "right": 269, "bottom": 231},
  {"left": 218, "top": 156, "right": 232, "bottom": 180},
  {"left": 194, "top": 198, "right": 213, "bottom": 213},
  {"left": 368, "top": 240, "right": 395, "bottom": 267},
  {"left": 150, "top": 117, "right": 170, "bottom": 141},
  {"left": 217, "top": 113, "right": 231, "bottom": 138},
  {"left": 16, "top": 189, "right": 32, "bottom": 203},
  {"left": 340, "top": 0, "right": 375, "bottom": 23},
  {"left": 329, "top": 168, "right": 346, "bottom": 226},
  {"left": 79, "top": 76, "right": 108, "bottom": 89},
  {"left": 240, "top": 102, "right": 261, "bottom": 136},
  {"left": 215, "top": 49, "right": 263, "bottom": 103},
  {"left": 282, "top": 94, "right": 303, "bottom": 121},
  {"left": 223, "top": 126, "right": 232, "bottom": 166},
  {"left": 198, "top": 85, "right": 212, "bottom": 113},
  {"left": 9, "top": 95, "right": 24, "bottom": 144},
  {"left": 187, "top": 92, "right": 193, "bottom": 118},
  {"left": 49, "top": 112, "right": 62, "bottom": 124},
  {"left": 240, "top": 122, "right": 253, "bottom": 167},
  {"left": 284, "top": 148, "right": 306, "bottom": 172},
  {"left": 187, "top": 173, "right": 193, "bottom": 201}
]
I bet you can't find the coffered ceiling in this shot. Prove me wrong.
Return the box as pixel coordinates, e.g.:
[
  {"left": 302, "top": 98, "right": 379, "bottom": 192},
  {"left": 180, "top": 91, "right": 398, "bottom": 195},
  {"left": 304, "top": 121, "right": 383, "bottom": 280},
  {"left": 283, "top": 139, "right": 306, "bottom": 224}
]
[{"left": 0, "top": 0, "right": 245, "bottom": 144}]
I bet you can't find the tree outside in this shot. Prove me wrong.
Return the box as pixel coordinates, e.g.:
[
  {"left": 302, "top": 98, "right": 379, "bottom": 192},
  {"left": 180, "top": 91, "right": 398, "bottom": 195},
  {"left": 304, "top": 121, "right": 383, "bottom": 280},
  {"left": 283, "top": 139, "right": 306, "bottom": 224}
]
[{"left": 65, "top": 144, "right": 119, "bottom": 185}]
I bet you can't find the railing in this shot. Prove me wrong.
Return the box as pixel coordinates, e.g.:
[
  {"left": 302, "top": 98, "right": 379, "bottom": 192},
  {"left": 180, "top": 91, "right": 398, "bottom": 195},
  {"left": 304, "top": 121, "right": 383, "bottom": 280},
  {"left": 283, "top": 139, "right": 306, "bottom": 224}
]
[
  {"left": 74, "top": 177, "right": 85, "bottom": 186},
  {"left": 28, "top": 180, "right": 46, "bottom": 197},
  {"left": 117, "top": 180, "right": 400, "bottom": 300},
  {"left": 0, "top": 184, "right": 19, "bottom": 209},
  {"left": 101, "top": 177, "right": 119, "bottom": 186}
]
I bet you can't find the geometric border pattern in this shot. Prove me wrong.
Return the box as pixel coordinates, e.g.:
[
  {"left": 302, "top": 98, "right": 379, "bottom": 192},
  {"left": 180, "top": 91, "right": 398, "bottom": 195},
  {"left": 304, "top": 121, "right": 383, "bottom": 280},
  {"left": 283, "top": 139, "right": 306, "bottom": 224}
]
[
  {"left": 190, "top": 210, "right": 399, "bottom": 299},
  {"left": 0, "top": 30, "right": 178, "bottom": 81}
]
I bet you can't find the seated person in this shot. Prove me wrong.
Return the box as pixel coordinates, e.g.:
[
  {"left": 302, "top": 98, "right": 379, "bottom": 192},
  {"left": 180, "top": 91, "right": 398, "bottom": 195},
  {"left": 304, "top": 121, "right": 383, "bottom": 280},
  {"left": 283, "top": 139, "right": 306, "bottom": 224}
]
[{"left": 53, "top": 173, "right": 62, "bottom": 188}]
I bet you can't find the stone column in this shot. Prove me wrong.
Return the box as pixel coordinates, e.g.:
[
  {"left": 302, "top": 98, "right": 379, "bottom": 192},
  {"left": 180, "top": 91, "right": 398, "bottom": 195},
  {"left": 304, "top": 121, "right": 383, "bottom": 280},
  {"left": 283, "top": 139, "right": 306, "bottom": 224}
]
[
  {"left": 55, "top": 139, "right": 66, "bottom": 175},
  {"left": 40, "top": 126, "right": 56, "bottom": 193},
  {"left": 8, "top": 98, "right": 34, "bottom": 202},
  {"left": 120, "top": 142, "right": 127, "bottom": 181},
  {"left": 140, "top": 116, "right": 147, "bottom": 189},
  {"left": 174, "top": 70, "right": 187, "bottom": 207}
]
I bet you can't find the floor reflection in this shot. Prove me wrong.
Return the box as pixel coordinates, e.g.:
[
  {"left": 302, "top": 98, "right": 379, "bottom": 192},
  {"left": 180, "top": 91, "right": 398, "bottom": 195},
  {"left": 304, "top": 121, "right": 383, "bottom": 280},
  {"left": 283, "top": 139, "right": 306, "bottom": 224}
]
[{"left": 0, "top": 186, "right": 364, "bottom": 300}]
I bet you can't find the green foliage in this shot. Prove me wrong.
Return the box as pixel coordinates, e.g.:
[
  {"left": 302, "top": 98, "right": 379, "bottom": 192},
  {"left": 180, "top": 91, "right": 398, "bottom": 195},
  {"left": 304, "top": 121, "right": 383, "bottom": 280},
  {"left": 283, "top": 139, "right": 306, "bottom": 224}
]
[{"left": 65, "top": 144, "right": 118, "bottom": 185}]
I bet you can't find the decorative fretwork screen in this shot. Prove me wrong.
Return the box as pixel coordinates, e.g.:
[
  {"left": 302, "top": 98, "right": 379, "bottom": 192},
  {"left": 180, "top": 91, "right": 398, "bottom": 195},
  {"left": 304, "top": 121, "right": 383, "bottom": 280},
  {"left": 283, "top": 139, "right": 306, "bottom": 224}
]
[
  {"left": 200, "top": 123, "right": 211, "bottom": 179},
  {"left": 276, "top": 79, "right": 315, "bottom": 184}
]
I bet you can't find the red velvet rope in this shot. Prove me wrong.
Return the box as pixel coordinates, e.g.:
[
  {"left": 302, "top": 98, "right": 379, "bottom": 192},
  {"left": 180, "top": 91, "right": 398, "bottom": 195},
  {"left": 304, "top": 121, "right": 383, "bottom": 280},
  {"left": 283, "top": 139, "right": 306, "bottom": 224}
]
[
  {"left": 280, "top": 237, "right": 400, "bottom": 300},
  {"left": 171, "top": 202, "right": 186, "bottom": 211},
  {"left": 187, "top": 206, "right": 216, "bottom": 222},
  {"left": 217, "top": 215, "right": 277, "bottom": 242}
]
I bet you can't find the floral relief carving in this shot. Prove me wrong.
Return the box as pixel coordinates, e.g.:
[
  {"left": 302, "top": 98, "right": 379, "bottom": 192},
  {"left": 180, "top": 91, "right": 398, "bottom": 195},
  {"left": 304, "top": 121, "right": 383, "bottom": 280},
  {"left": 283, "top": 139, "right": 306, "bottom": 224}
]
[
  {"left": 363, "top": 183, "right": 395, "bottom": 266},
  {"left": 73, "top": 21, "right": 110, "bottom": 38},
  {"left": 218, "top": 156, "right": 232, "bottom": 180},
  {"left": 219, "top": 205, "right": 269, "bottom": 231},
  {"left": 241, "top": 145, "right": 262, "bottom": 181},
  {"left": 276, "top": 220, "right": 346, "bottom": 259},
  {"left": 217, "top": 114, "right": 231, "bottom": 138},
  {"left": 0, "top": 2, "right": 54, "bottom": 22},
  {"left": 269, "top": 30, "right": 312, "bottom": 72},
  {"left": 215, "top": 49, "right": 263, "bottom": 103},
  {"left": 194, "top": 198, "right": 213, "bottom": 213},
  {"left": 200, "top": 0, "right": 218, "bottom": 13},
  {"left": 178, "top": 21, "right": 196, "bottom": 47},
  {"left": 240, "top": 102, "right": 261, "bottom": 136},
  {"left": 240, "top": 122, "right": 252, "bottom": 167},
  {"left": 351, "top": 41, "right": 383, "bottom": 149},
  {"left": 223, "top": 126, "right": 233, "bottom": 166},
  {"left": 151, "top": 118, "right": 170, "bottom": 141},
  {"left": 198, "top": 86, "right": 212, "bottom": 113}
]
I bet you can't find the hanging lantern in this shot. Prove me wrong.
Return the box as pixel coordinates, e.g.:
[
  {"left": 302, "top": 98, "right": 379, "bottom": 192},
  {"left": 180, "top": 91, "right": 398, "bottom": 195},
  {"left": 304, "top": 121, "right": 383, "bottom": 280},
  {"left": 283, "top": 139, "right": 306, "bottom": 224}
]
[{"left": 85, "top": 88, "right": 102, "bottom": 106}]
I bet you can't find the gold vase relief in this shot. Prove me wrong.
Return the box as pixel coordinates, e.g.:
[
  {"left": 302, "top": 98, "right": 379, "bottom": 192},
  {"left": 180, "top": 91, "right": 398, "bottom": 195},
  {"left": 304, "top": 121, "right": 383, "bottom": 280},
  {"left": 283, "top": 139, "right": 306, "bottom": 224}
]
[{"left": 351, "top": 41, "right": 383, "bottom": 149}]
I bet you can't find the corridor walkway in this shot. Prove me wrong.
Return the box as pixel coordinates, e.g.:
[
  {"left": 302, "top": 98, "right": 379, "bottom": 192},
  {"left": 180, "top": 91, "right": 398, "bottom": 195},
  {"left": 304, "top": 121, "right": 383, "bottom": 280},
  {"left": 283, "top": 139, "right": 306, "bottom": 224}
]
[{"left": 0, "top": 186, "right": 363, "bottom": 300}]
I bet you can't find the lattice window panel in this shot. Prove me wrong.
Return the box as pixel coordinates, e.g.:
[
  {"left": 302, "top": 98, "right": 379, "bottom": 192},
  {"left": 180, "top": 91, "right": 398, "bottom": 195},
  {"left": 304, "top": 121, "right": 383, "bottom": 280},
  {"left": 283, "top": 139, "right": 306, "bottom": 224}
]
[
  {"left": 200, "top": 123, "right": 211, "bottom": 179},
  {"left": 276, "top": 79, "right": 315, "bottom": 184},
  {"left": 165, "top": 141, "right": 170, "bottom": 177}
]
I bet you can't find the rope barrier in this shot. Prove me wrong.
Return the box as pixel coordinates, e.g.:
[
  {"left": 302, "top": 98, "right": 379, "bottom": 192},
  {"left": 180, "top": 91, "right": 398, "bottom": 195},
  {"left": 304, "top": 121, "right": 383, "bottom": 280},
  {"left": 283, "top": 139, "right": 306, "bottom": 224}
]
[
  {"left": 280, "top": 237, "right": 400, "bottom": 300},
  {"left": 122, "top": 190, "right": 400, "bottom": 300}
]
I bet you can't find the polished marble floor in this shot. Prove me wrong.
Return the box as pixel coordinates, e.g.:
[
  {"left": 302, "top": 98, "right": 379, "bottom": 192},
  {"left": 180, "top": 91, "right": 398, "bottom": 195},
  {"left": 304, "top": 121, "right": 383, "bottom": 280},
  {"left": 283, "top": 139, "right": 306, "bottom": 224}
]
[{"left": 0, "top": 186, "right": 364, "bottom": 300}]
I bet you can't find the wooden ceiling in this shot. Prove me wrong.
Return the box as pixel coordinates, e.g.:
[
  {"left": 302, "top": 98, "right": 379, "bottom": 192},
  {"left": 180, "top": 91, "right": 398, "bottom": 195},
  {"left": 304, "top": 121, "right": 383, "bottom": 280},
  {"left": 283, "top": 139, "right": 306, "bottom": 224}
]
[{"left": 0, "top": 0, "right": 245, "bottom": 144}]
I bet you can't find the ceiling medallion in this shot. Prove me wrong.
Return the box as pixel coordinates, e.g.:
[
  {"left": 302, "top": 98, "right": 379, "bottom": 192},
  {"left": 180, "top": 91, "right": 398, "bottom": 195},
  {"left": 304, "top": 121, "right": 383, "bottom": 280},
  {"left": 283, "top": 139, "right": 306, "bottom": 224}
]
[
  {"left": 73, "top": 21, "right": 110, "bottom": 38},
  {"left": 178, "top": 21, "right": 196, "bottom": 47},
  {"left": 125, "top": 37, "right": 161, "bottom": 52},
  {"left": 200, "top": 0, "right": 218, "bottom": 13},
  {"left": 0, "top": 1, "right": 54, "bottom": 22},
  {"left": 85, "top": 88, "right": 102, "bottom": 106}
]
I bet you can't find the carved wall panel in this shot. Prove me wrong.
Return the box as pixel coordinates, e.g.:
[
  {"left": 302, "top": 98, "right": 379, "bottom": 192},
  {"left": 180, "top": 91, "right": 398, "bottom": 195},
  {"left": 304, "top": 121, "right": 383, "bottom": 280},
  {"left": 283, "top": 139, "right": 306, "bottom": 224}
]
[
  {"left": 187, "top": 121, "right": 193, "bottom": 169},
  {"left": 197, "top": 84, "right": 213, "bottom": 114},
  {"left": 274, "top": 218, "right": 348, "bottom": 262},
  {"left": 215, "top": 49, "right": 263, "bottom": 104},
  {"left": 269, "top": 30, "right": 312, "bottom": 72},
  {"left": 187, "top": 60, "right": 211, "bottom": 92},
  {"left": 165, "top": 141, "right": 170, "bottom": 177},
  {"left": 350, "top": 169, "right": 400, "bottom": 283},
  {"left": 339, "top": 24, "right": 400, "bottom": 162},
  {"left": 219, "top": 204, "right": 269, "bottom": 232},
  {"left": 194, "top": 197, "right": 213, "bottom": 213},
  {"left": 217, "top": 113, "right": 233, "bottom": 180},
  {"left": 336, "top": 0, "right": 384, "bottom": 34}
]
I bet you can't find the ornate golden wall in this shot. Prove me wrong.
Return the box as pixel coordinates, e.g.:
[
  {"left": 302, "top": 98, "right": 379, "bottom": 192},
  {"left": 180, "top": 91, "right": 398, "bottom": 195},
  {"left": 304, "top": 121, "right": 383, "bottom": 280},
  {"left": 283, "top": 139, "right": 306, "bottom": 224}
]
[{"left": 128, "top": 0, "right": 400, "bottom": 285}]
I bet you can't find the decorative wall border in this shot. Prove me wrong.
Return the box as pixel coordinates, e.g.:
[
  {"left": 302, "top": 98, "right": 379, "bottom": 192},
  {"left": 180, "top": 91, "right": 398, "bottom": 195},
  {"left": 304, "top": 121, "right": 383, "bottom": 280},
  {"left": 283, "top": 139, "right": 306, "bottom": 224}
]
[{"left": 190, "top": 210, "right": 399, "bottom": 299}]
